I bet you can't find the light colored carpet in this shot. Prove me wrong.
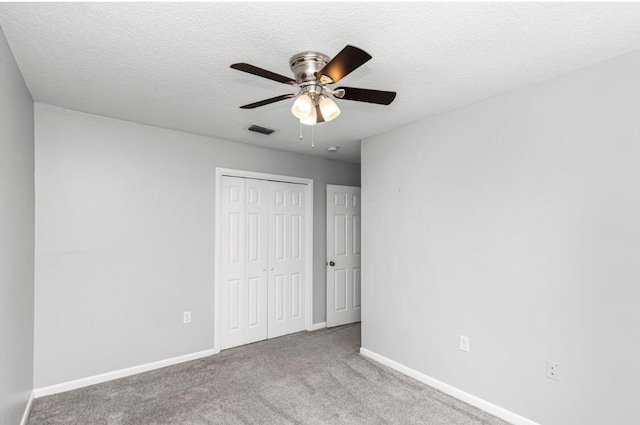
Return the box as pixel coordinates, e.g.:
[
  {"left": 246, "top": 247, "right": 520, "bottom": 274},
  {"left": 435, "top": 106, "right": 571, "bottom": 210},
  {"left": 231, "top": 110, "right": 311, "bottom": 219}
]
[{"left": 28, "top": 324, "right": 510, "bottom": 424}]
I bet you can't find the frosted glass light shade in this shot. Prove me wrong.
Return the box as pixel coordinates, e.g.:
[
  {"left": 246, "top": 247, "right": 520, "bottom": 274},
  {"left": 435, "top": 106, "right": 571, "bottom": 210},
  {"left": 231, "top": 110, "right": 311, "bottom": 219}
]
[
  {"left": 291, "top": 94, "right": 313, "bottom": 119},
  {"left": 299, "top": 106, "right": 317, "bottom": 125},
  {"left": 319, "top": 96, "right": 341, "bottom": 122}
]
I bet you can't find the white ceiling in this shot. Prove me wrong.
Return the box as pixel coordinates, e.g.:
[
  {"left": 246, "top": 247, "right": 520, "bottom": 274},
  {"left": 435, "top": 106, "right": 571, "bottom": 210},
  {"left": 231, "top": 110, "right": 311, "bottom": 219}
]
[{"left": 1, "top": 2, "right": 640, "bottom": 164}]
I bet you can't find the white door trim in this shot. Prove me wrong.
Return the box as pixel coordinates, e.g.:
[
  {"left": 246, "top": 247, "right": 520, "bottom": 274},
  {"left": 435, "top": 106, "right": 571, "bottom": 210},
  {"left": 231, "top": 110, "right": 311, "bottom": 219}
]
[{"left": 214, "top": 168, "right": 314, "bottom": 352}]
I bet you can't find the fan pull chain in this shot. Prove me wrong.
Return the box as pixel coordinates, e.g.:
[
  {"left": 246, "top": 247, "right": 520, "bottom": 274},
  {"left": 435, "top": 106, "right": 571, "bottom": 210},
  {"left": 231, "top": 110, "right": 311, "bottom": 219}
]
[
  {"left": 311, "top": 125, "right": 315, "bottom": 148},
  {"left": 299, "top": 122, "right": 303, "bottom": 141}
]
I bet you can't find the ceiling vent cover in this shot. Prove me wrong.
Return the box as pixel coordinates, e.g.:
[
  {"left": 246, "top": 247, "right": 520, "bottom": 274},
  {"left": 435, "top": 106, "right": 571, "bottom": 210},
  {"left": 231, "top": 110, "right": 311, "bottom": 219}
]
[{"left": 247, "top": 124, "right": 276, "bottom": 135}]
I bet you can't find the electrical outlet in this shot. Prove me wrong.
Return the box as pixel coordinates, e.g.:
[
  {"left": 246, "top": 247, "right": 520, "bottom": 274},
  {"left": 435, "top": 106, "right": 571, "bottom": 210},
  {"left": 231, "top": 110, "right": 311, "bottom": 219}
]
[
  {"left": 459, "top": 335, "right": 470, "bottom": 352},
  {"left": 183, "top": 311, "right": 192, "bottom": 324},
  {"left": 546, "top": 360, "right": 559, "bottom": 381}
]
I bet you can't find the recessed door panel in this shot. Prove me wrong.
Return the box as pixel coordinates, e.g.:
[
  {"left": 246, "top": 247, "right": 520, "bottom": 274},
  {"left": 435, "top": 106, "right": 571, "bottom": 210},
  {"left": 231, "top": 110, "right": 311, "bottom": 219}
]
[
  {"left": 353, "top": 215, "right": 361, "bottom": 255},
  {"left": 248, "top": 187, "right": 260, "bottom": 204},
  {"left": 334, "top": 269, "right": 348, "bottom": 312},
  {"left": 248, "top": 277, "right": 259, "bottom": 327},
  {"left": 291, "top": 273, "right": 301, "bottom": 318},
  {"left": 292, "top": 215, "right": 301, "bottom": 260},
  {"left": 275, "top": 214, "right": 285, "bottom": 261},
  {"left": 248, "top": 213, "right": 260, "bottom": 263},
  {"left": 335, "top": 215, "right": 347, "bottom": 256},
  {"left": 230, "top": 186, "right": 241, "bottom": 203},
  {"left": 229, "top": 213, "right": 241, "bottom": 263},
  {"left": 275, "top": 190, "right": 286, "bottom": 206},
  {"left": 229, "top": 279, "right": 241, "bottom": 330},
  {"left": 292, "top": 191, "right": 302, "bottom": 208},
  {"left": 275, "top": 274, "right": 285, "bottom": 322}
]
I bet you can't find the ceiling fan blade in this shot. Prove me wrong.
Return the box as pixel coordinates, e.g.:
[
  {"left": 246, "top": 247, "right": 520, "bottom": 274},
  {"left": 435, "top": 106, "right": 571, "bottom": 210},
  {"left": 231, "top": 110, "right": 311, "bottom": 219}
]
[
  {"left": 335, "top": 87, "right": 396, "bottom": 105},
  {"left": 231, "top": 63, "right": 296, "bottom": 85},
  {"left": 316, "top": 45, "right": 372, "bottom": 84},
  {"left": 240, "top": 93, "right": 296, "bottom": 109}
]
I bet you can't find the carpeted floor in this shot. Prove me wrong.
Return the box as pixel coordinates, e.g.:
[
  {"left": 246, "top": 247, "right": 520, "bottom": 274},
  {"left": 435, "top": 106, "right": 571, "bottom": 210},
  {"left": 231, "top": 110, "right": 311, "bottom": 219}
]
[{"left": 28, "top": 324, "right": 510, "bottom": 424}]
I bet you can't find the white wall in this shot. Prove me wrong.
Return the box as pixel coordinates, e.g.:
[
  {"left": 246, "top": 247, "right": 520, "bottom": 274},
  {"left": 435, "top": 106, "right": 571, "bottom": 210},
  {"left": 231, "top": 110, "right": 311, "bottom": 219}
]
[
  {"left": 34, "top": 104, "right": 360, "bottom": 388},
  {"left": 361, "top": 49, "right": 640, "bottom": 425},
  {"left": 0, "top": 26, "right": 34, "bottom": 425}
]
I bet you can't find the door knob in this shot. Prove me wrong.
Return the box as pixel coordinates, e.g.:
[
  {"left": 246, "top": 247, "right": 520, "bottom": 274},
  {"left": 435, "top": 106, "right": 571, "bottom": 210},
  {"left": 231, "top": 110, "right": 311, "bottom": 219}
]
[{"left": 328, "top": 261, "right": 335, "bottom": 267}]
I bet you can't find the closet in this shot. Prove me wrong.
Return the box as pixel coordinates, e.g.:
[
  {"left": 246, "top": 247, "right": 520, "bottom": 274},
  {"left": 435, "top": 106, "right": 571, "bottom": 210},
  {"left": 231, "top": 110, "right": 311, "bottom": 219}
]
[{"left": 220, "top": 176, "right": 308, "bottom": 350}]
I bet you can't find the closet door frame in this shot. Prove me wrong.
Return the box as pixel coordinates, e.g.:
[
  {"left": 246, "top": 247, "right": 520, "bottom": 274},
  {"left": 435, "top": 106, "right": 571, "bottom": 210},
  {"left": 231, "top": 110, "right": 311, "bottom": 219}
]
[{"left": 214, "top": 167, "right": 314, "bottom": 353}]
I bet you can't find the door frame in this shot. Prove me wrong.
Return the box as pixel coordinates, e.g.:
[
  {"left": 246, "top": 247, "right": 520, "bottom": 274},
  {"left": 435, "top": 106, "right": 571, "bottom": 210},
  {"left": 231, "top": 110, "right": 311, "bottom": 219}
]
[{"left": 214, "top": 167, "right": 314, "bottom": 352}]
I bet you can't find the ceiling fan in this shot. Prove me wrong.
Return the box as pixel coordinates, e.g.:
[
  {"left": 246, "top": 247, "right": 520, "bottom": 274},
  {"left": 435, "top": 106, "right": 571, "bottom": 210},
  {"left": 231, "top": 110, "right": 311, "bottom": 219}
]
[{"left": 230, "top": 45, "right": 396, "bottom": 126}]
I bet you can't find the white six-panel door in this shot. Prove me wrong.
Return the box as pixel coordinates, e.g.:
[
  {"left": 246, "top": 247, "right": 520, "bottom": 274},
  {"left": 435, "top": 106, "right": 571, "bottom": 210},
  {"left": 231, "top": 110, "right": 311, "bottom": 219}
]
[
  {"left": 267, "top": 181, "right": 307, "bottom": 339},
  {"left": 220, "top": 176, "right": 306, "bottom": 349},
  {"left": 326, "top": 185, "right": 361, "bottom": 328}
]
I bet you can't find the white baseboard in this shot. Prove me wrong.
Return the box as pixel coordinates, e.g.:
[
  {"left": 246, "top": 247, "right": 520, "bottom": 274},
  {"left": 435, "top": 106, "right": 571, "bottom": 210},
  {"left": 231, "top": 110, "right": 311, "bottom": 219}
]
[
  {"left": 359, "top": 348, "right": 540, "bottom": 425},
  {"left": 34, "top": 348, "right": 218, "bottom": 398},
  {"left": 20, "top": 391, "right": 34, "bottom": 425},
  {"left": 310, "top": 322, "right": 327, "bottom": 331}
]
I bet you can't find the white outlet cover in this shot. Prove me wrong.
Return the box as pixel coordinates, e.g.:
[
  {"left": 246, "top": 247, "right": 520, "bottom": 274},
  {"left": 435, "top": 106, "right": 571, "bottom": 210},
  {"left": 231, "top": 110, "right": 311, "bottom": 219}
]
[
  {"left": 459, "top": 335, "right": 470, "bottom": 352},
  {"left": 546, "top": 360, "right": 559, "bottom": 381},
  {"left": 183, "top": 311, "right": 192, "bottom": 324}
]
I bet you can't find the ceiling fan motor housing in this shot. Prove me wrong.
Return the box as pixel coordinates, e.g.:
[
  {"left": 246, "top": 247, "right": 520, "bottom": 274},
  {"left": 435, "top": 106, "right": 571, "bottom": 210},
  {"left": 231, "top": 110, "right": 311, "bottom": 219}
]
[{"left": 289, "top": 52, "right": 331, "bottom": 84}]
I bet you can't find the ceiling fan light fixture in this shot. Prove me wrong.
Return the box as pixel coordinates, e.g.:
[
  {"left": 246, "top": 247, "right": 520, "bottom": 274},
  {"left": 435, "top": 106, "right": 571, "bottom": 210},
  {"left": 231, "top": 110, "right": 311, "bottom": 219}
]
[
  {"left": 319, "top": 96, "right": 340, "bottom": 122},
  {"left": 291, "top": 93, "right": 313, "bottom": 119},
  {"left": 299, "top": 106, "right": 317, "bottom": 126},
  {"left": 232, "top": 45, "right": 396, "bottom": 131}
]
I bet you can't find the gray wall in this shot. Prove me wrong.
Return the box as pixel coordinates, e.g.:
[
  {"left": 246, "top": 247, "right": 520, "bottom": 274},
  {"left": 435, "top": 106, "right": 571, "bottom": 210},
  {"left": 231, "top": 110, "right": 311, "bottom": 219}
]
[
  {"left": 361, "top": 49, "right": 640, "bottom": 425},
  {"left": 0, "top": 27, "right": 34, "bottom": 425},
  {"left": 34, "top": 103, "right": 360, "bottom": 387}
]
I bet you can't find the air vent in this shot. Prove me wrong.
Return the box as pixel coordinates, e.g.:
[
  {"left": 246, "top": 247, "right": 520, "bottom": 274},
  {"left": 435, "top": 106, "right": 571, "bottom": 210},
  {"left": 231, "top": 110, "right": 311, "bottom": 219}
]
[{"left": 247, "top": 124, "right": 276, "bottom": 135}]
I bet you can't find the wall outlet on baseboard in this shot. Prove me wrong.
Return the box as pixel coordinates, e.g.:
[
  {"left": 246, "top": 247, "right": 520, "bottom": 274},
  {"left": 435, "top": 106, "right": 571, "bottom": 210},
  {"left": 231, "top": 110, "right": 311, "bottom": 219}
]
[
  {"left": 546, "top": 360, "right": 559, "bottom": 381},
  {"left": 183, "top": 311, "right": 192, "bottom": 324},
  {"left": 459, "top": 335, "right": 470, "bottom": 352}
]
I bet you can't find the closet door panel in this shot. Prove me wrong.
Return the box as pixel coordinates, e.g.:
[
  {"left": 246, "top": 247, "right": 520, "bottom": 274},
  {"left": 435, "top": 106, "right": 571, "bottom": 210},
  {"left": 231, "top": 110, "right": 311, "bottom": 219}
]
[
  {"left": 268, "top": 181, "right": 306, "bottom": 338},
  {"left": 244, "top": 179, "right": 268, "bottom": 344},
  {"left": 287, "top": 184, "right": 306, "bottom": 333},
  {"left": 268, "top": 181, "right": 290, "bottom": 338},
  {"left": 221, "top": 176, "right": 247, "bottom": 349}
]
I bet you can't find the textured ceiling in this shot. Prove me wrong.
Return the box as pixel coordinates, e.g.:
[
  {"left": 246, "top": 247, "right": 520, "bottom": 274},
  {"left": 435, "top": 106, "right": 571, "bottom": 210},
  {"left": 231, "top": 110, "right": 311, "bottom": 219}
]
[{"left": 2, "top": 3, "right": 640, "bottom": 163}]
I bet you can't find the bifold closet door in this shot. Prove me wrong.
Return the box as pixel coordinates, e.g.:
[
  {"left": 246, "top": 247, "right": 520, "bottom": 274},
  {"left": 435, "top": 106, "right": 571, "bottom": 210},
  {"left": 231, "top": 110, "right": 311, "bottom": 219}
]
[
  {"left": 220, "top": 176, "right": 268, "bottom": 350},
  {"left": 267, "top": 181, "right": 307, "bottom": 339}
]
